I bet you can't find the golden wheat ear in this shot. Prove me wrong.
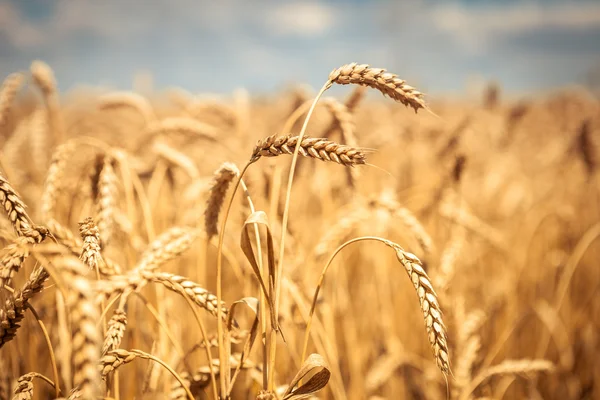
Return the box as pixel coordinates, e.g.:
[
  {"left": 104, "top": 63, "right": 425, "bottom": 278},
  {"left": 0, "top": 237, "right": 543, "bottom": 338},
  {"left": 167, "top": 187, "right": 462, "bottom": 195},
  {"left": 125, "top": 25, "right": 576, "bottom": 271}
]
[{"left": 328, "top": 63, "right": 427, "bottom": 112}]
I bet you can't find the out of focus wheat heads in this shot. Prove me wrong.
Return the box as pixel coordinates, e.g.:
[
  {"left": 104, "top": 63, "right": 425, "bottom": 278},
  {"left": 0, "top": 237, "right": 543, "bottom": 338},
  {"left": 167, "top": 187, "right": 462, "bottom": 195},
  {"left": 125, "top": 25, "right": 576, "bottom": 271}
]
[{"left": 0, "top": 61, "right": 598, "bottom": 399}]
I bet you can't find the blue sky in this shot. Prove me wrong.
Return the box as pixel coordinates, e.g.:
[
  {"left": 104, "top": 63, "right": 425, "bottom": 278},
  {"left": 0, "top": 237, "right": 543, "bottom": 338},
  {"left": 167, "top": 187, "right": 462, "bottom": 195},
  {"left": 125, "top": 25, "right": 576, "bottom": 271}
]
[{"left": 1, "top": 0, "right": 599, "bottom": 95}]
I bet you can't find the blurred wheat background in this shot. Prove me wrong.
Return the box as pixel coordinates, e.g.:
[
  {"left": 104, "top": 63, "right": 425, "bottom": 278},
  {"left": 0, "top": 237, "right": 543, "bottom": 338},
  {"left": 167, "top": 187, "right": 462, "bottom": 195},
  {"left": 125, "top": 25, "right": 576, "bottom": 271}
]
[{"left": 0, "top": 1, "right": 599, "bottom": 399}]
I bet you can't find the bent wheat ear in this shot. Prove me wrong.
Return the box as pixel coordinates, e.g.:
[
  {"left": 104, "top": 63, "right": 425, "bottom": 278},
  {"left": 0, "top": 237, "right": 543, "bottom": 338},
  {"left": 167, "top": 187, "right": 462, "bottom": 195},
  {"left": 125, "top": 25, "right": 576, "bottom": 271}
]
[
  {"left": 387, "top": 241, "right": 450, "bottom": 374},
  {"left": 328, "top": 63, "right": 426, "bottom": 112},
  {"left": 102, "top": 309, "right": 127, "bottom": 355},
  {"left": 0, "top": 174, "right": 46, "bottom": 241},
  {"left": 250, "top": 134, "right": 366, "bottom": 166}
]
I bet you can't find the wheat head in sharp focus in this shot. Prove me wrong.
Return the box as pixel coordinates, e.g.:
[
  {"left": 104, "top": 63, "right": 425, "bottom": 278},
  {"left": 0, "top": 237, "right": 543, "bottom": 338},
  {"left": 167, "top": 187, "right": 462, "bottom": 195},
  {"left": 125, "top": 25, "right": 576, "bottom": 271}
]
[
  {"left": 250, "top": 134, "right": 367, "bottom": 166},
  {"left": 328, "top": 63, "right": 427, "bottom": 112},
  {"left": 102, "top": 308, "right": 128, "bottom": 355},
  {"left": 385, "top": 240, "right": 450, "bottom": 374}
]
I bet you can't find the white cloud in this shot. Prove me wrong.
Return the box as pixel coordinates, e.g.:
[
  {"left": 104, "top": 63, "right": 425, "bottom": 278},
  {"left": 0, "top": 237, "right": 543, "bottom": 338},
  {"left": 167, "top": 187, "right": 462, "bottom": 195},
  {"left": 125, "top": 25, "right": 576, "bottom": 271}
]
[
  {"left": 265, "top": 2, "right": 336, "bottom": 37},
  {"left": 431, "top": 2, "right": 600, "bottom": 53},
  {"left": 0, "top": 3, "right": 45, "bottom": 47}
]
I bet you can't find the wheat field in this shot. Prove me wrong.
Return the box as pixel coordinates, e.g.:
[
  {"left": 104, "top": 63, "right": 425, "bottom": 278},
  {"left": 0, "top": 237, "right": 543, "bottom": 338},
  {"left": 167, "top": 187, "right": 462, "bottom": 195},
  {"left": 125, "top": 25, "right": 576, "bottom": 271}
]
[{"left": 0, "top": 61, "right": 598, "bottom": 400}]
